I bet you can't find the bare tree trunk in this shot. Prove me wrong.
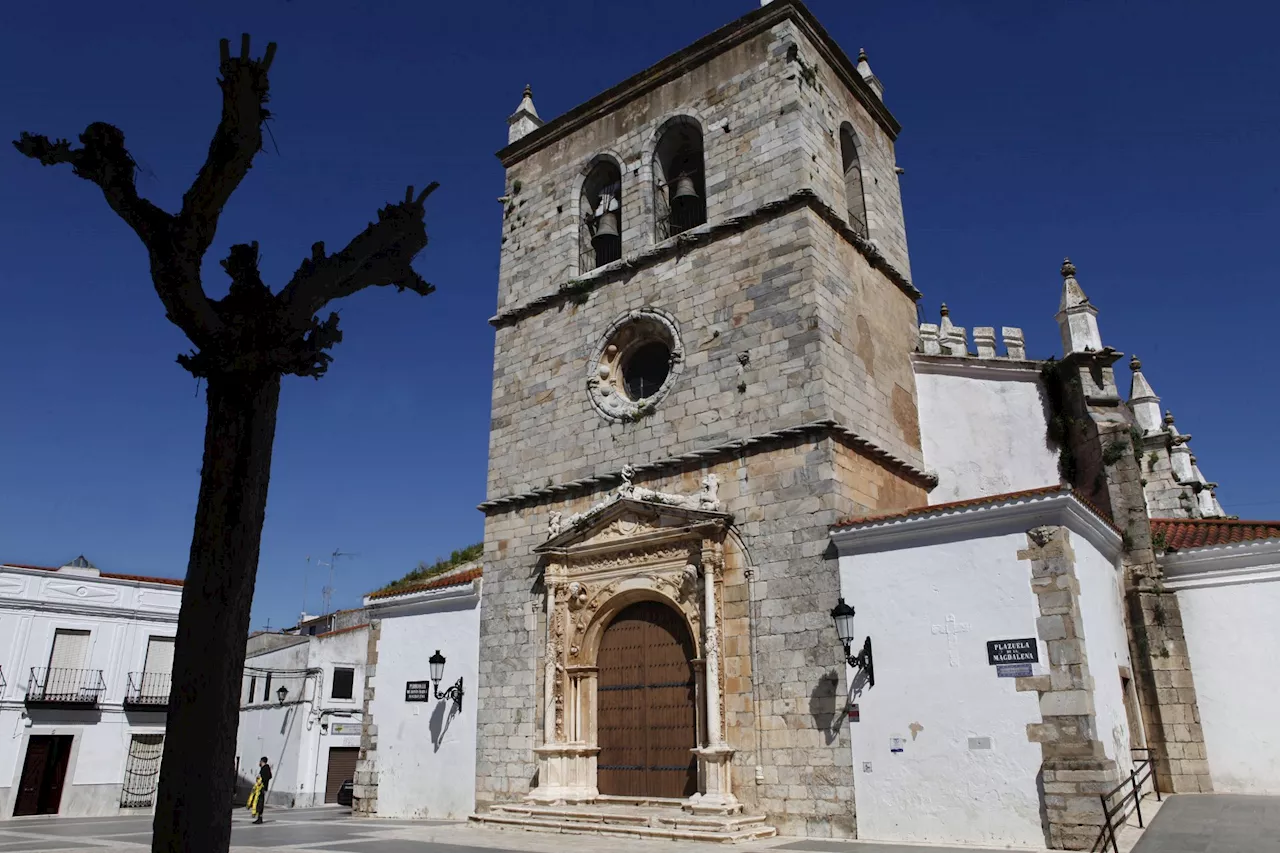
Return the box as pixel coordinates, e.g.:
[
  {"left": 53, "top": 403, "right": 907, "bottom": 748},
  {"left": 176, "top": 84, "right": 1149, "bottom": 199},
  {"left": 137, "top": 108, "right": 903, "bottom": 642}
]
[{"left": 152, "top": 372, "right": 281, "bottom": 853}]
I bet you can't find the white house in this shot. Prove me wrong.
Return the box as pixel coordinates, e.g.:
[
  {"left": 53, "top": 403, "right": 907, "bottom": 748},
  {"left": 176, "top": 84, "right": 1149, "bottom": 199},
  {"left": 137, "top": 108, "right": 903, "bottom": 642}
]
[
  {"left": 0, "top": 557, "right": 180, "bottom": 818},
  {"left": 351, "top": 565, "right": 481, "bottom": 820},
  {"left": 235, "top": 610, "right": 369, "bottom": 808}
]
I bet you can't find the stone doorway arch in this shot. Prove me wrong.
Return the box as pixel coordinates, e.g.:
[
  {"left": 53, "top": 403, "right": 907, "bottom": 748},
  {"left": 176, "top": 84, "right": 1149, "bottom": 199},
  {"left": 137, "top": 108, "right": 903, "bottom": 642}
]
[{"left": 526, "top": 491, "right": 741, "bottom": 814}]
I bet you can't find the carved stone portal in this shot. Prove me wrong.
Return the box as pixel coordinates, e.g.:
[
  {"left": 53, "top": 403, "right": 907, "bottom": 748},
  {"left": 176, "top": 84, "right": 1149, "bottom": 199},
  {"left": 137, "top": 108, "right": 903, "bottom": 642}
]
[{"left": 527, "top": 493, "right": 739, "bottom": 813}]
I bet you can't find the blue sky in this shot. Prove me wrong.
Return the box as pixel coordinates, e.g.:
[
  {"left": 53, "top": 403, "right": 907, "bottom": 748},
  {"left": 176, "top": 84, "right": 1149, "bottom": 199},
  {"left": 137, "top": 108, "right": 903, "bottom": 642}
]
[{"left": 2, "top": 1, "right": 1277, "bottom": 632}]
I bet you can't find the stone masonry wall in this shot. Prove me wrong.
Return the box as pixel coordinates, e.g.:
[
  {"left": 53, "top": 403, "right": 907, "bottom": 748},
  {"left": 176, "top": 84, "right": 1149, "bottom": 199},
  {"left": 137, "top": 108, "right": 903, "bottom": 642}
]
[
  {"left": 1016, "top": 526, "right": 1120, "bottom": 851},
  {"left": 788, "top": 35, "right": 910, "bottom": 279},
  {"left": 486, "top": 204, "right": 923, "bottom": 500},
  {"left": 1057, "top": 356, "right": 1212, "bottom": 795},
  {"left": 495, "top": 19, "right": 908, "bottom": 314},
  {"left": 352, "top": 619, "right": 382, "bottom": 815},
  {"left": 811, "top": 212, "right": 923, "bottom": 461},
  {"left": 476, "top": 439, "right": 926, "bottom": 837}
]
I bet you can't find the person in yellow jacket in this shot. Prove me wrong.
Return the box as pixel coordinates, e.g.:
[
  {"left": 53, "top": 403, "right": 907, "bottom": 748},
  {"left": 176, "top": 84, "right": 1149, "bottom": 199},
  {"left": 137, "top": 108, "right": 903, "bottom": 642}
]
[{"left": 246, "top": 757, "right": 272, "bottom": 824}]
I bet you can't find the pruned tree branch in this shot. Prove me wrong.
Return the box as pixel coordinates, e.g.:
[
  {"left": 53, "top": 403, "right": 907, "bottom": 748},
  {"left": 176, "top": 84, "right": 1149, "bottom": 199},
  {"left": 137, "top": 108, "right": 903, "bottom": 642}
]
[
  {"left": 176, "top": 34, "right": 277, "bottom": 258},
  {"left": 14, "top": 126, "right": 171, "bottom": 245},
  {"left": 280, "top": 182, "right": 439, "bottom": 324},
  {"left": 13, "top": 126, "right": 225, "bottom": 345}
]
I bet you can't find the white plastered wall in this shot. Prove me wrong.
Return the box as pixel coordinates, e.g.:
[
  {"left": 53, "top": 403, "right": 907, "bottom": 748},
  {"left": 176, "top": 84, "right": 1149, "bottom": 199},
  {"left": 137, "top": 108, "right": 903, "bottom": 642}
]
[
  {"left": 838, "top": 531, "right": 1048, "bottom": 848},
  {"left": 915, "top": 362, "right": 1060, "bottom": 505},
  {"left": 1165, "top": 544, "right": 1280, "bottom": 793},
  {"left": 366, "top": 586, "right": 481, "bottom": 819},
  {"left": 1073, "top": 542, "right": 1135, "bottom": 778}
]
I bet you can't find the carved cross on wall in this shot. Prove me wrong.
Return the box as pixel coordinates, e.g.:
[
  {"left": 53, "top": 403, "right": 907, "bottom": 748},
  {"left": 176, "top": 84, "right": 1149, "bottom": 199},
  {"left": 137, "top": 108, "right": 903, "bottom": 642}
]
[{"left": 930, "top": 613, "right": 972, "bottom": 668}]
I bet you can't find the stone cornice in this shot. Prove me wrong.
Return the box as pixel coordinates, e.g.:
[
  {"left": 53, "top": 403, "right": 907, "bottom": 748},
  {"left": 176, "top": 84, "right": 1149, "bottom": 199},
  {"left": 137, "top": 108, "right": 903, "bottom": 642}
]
[
  {"left": 829, "top": 488, "right": 1123, "bottom": 561},
  {"left": 911, "top": 353, "right": 1046, "bottom": 381},
  {"left": 1160, "top": 538, "right": 1280, "bottom": 590},
  {"left": 0, "top": 598, "right": 179, "bottom": 623},
  {"left": 495, "top": 0, "right": 898, "bottom": 169},
  {"left": 478, "top": 418, "right": 936, "bottom": 515},
  {"left": 490, "top": 189, "right": 920, "bottom": 331}
]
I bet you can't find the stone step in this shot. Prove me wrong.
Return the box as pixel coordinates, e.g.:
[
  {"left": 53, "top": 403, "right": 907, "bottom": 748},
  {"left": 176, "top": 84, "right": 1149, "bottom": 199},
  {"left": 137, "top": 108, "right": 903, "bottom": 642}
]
[
  {"left": 489, "top": 802, "right": 769, "bottom": 832},
  {"left": 470, "top": 811, "right": 777, "bottom": 844}
]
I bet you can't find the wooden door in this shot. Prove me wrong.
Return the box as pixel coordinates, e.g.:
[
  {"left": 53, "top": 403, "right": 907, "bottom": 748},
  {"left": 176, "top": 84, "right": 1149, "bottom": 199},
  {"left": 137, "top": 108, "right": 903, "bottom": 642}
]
[
  {"left": 13, "top": 736, "right": 72, "bottom": 816},
  {"left": 597, "top": 601, "right": 697, "bottom": 798},
  {"left": 324, "top": 747, "right": 360, "bottom": 804}
]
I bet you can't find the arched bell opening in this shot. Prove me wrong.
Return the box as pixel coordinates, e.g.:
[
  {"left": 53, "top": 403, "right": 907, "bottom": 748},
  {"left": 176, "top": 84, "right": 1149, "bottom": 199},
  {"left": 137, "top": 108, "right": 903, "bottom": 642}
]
[
  {"left": 653, "top": 117, "right": 706, "bottom": 241},
  {"left": 839, "top": 122, "right": 868, "bottom": 239},
  {"left": 580, "top": 156, "right": 623, "bottom": 272}
]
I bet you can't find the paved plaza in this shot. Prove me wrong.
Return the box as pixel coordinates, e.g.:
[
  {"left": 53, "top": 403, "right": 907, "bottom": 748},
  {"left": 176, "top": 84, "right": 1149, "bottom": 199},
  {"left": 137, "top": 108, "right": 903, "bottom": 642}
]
[{"left": 1, "top": 795, "right": 1278, "bottom": 853}]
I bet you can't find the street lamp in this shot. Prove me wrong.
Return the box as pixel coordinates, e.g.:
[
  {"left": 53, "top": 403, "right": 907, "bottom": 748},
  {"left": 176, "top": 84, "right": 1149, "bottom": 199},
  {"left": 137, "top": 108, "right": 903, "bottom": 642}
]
[
  {"left": 830, "top": 598, "right": 874, "bottom": 689},
  {"left": 276, "top": 685, "right": 289, "bottom": 704},
  {"left": 429, "top": 650, "right": 464, "bottom": 709}
]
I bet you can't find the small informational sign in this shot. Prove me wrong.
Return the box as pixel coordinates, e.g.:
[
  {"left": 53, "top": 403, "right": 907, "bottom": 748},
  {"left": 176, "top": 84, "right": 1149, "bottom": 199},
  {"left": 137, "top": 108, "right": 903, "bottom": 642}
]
[
  {"left": 968, "top": 736, "right": 993, "bottom": 750},
  {"left": 987, "top": 638, "right": 1039, "bottom": 665},
  {"left": 848, "top": 704, "right": 860, "bottom": 722},
  {"left": 890, "top": 736, "right": 905, "bottom": 754},
  {"left": 996, "top": 663, "right": 1034, "bottom": 678},
  {"left": 331, "top": 722, "right": 360, "bottom": 735},
  {"left": 405, "top": 681, "right": 431, "bottom": 702}
]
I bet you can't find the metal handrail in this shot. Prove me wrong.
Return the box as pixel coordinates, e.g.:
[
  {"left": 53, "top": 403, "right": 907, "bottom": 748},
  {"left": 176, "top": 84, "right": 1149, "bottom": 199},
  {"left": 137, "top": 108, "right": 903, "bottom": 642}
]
[
  {"left": 125, "top": 671, "right": 172, "bottom": 706},
  {"left": 0, "top": 665, "right": 7, "bottom": 694},
  {"left": 26, "top": 667, "right": 107, "bottom": 704},
  {"left": 1099, "top": 748, "right": 1162, "bottom": 853}
]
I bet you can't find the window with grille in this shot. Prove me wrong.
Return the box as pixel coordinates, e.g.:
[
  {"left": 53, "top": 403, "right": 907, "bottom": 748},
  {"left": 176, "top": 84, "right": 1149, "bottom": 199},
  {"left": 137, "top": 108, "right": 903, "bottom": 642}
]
[
  {"left": 120, "top": 734, "right": 164, "bottom": 808},
  {"left": 331, "top": 668, "right": 354, "bottom": 700}
]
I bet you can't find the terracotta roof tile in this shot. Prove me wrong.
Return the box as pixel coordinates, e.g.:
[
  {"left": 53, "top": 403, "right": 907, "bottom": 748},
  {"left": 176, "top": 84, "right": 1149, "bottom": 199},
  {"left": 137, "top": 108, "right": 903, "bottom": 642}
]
[
  {"left": 316, "top": 623, "right": 369, "bottom": 638},
  {"left": 367, "top": 566, "right": 483, "bottom": 600},
  {"left": 832, "top": 485, "right": 1069, "bottom": 529},
  {"left": 1151, "top": 518, "right": 1280, "bottom": 551},
  {"left": 2, "top": 563, "right": 183, "bottom": 587}
]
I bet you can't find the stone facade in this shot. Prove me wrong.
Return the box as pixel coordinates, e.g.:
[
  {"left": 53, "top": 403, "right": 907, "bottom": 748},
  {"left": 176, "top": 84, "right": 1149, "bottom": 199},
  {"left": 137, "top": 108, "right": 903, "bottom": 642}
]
[
  {"left": 477, "top": 6, "right": 930, "bottom": 836},
  {"left": 478, "top": 439, "right": 925, "bottom": 836}
]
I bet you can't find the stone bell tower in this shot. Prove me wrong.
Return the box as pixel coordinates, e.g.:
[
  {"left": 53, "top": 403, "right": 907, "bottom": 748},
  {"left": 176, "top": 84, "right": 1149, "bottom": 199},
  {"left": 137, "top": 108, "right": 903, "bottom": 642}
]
[{"left": 474, "top": 0, "right": 934, "bottom": 837}]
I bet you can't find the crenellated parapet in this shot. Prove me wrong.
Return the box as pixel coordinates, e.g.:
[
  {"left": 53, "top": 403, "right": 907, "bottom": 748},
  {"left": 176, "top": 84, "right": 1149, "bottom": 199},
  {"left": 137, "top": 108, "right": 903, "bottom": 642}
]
[{"left": 917, "top": 303, "right": 1028, "bottom": 361}]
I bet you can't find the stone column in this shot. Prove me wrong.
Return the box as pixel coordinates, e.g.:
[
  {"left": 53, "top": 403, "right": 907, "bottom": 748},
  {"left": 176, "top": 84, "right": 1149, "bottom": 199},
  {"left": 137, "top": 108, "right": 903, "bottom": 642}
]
[
  {"left": 703, "top": 564, "right": 724, "bottom": 746},
  {"left": 687, "top": 547, "right": 739, "bottom": 815},
  {"left": 542, "top": 577, "right": 560, "bottom": 745},
  {"left": 1017, "top": 526, "right": 1121, "bottom": 850},
  {"left": 528, "top": 572, "right": 597, "bottom": 805}
]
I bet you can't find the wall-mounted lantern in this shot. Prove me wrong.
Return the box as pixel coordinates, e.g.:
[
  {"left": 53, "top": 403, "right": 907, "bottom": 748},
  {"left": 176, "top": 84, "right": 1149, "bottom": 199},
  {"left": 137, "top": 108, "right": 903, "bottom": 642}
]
[
  {"left": 429, "top": 650, "right": 464, "bottom": 709},
  {"left": 831, "top": 598, "right": 874, "bottom": 689},
  {"left": 276, "top": 685, "right": 289, "bottom": 705}
]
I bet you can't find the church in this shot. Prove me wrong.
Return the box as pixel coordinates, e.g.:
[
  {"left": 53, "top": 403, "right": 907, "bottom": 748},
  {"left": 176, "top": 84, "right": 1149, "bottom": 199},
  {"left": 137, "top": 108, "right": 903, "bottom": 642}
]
[{"left": 344, "top": 1, "right": 1280, "bottom": 848}]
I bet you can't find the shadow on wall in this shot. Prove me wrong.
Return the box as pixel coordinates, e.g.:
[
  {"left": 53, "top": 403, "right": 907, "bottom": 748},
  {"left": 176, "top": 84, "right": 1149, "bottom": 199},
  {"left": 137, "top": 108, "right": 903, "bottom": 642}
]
[
  {"left": 430, "top": 698, "right": 460, "bottom": 753},
  {"left": 810, "top": 670, "right": 844, "bottom": 746}
]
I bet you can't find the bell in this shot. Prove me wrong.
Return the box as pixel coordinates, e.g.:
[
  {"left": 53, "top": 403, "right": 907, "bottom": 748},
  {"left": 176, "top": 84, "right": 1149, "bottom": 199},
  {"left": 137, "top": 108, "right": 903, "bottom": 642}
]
[
  {"left": 591, "top": 211, "right": 621, "bottom": 265},
  {"left": 672, "top": 173, "right": 699, "bottom": 204},
  {"left": 669, "top": 173, "right": 704, "bottom": 232}
]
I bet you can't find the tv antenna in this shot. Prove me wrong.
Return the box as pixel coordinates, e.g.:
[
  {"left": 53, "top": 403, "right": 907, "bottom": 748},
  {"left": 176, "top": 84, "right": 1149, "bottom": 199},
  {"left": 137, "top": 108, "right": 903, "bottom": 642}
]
[{"left": 318, "top": 548, "right": 359, "bottom": 615}]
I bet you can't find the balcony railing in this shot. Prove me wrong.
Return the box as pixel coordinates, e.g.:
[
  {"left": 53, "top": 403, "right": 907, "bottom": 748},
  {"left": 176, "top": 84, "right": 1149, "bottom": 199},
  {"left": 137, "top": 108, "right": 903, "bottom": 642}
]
[
  {"left": 0, "top": 665, "right": 7, "bottom": 695},
  {"left": 26, "top": 667, "right": 107, "bottom": 707},
  {"left": 124, "top": 672, "right": 172, "bottom": 708}
]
